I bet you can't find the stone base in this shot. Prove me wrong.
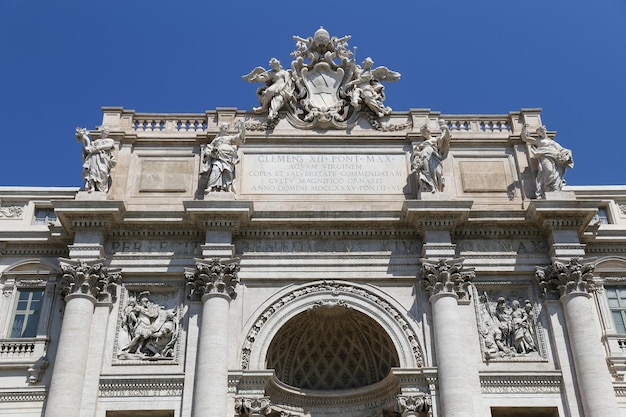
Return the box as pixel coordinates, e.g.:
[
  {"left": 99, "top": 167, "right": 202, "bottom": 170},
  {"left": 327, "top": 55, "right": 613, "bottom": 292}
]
[
  {"left": 205, "top": 191, "right": 238, "bottom": 200},
  {"left": 75, "top": 191, "right": 108, "bottom": 201},
  {"left": 544, "top": 190, "right": 576, "bottom": 200},
  {"left": 419, "top": 191, "right": 452, "bottom": 200}
]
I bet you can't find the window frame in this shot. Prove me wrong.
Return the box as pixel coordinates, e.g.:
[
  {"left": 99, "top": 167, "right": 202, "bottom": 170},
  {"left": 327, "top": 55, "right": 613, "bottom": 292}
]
[
  {"left": 606, "top": 286, "right": 626, "bottom": 334},
  {"left": 9, "top": 287, "right": 45, "bottom": 339},
  {"left": 32, "top": 206, "right": 57, "bottom": 225}
]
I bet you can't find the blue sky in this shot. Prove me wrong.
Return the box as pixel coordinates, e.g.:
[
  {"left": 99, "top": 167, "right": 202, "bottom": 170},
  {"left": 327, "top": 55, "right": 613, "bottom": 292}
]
[{"left": 1, "top": 0, "right": 624, "bottom": 187}]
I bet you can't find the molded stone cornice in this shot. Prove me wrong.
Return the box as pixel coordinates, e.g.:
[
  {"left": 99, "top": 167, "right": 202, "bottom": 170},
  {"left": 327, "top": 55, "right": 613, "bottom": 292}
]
[
  {"left": 420, "top": 258, "right": 475, "bottom": 299},
  {"left": 184, "top": 200, "right": 253, "bottom": 231},
  {"left": 0, "top": 243, "right": 68, "bottom": 257},
  {"left": 184, "top": 257, "right": 240, "bottom": 301},
  {"left": 403, "top": 200, "right": 472, "bottom": 233},
  {"left": 52, "top": 200, "right": 126, "bottom": 234},
  {"left": 527, "top": 199, "right": 600, "bottom": 235},
  {"left": 57, "top": 258, "right": 122, "bottom": 302},
  {"left": 535, "top": 258, "right": 596, "bottom": 299},
  {"left": 480, "top": 372, "right": 562, "bottom": 394}
]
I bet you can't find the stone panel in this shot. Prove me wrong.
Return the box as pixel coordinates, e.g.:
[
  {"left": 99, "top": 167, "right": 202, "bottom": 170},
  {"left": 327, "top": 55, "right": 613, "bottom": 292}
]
[
  {"left": 240, "top": 152, "right": 408, "bottom": 195},
  {"left": 137, "top": 159, "right": 193, "bottom": 194}
]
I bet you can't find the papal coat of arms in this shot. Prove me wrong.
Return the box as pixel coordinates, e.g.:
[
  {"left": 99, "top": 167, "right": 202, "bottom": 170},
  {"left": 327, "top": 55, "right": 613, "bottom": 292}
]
[{"left": 242, "top": 27, "right": 401, "bottom": 130}]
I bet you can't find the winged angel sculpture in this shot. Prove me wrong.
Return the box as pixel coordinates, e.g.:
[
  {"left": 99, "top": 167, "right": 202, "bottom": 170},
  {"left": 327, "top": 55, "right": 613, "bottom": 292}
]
[{"left": 242, "top": 27, "right": 401, "bottom": 129}]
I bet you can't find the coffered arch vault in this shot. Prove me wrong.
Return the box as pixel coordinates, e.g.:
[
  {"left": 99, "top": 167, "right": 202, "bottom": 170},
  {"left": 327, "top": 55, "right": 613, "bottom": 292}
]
[{"left": 241, "top": 280, "right": 425, "bottom": 376}]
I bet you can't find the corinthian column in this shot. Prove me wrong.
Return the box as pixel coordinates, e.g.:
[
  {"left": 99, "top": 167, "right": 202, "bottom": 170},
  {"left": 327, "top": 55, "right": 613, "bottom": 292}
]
[
  {"left": 44, "top": 259, "right": 121, "bottom": 417},
  {"left": 421, "top": 258, "right": 475, "bottom": 417},
  {"left": 536, "top": 259, "right": 620, "bottom": 417},
  {"left": 186, "top": 258, "right": 240, "bottom": 417}
]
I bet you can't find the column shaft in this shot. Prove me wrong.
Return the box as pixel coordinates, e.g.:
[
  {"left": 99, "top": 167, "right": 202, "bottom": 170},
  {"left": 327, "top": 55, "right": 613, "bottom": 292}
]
[
  {"left": 44, "top": 294, "right": 95, "bottom": 417},
  {"left": 561, "top": 293, "right": 620, "bottom": 417},
  {"left": 430, "top": 293, "right": 474, "bottom": 417},
  {"left": 193, "top": 294, "right": 231, "bottom": 417}
]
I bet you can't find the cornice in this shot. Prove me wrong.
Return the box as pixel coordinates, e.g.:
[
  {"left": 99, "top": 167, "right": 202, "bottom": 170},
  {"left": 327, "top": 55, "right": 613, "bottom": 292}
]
[
  {"left": 480, "top": 372, "right": 562, "bottom": 394},
  {"left": 526, "top": 199, "right": 600, "bottom": 235},
  {"left": 0, "top": 389, "right": 47, "bottom": 402},
  {"left": 52, "top": 199, "right": 126, "bottom": 234},
  {"left": 402, "top": 200, "right": 473, "bottom": 232},
  {"left": 98, "top": 377, "right": 184, "bottom": 397},
  {"left": 183, "top": 200, "right": 253, "bottom": 230}
]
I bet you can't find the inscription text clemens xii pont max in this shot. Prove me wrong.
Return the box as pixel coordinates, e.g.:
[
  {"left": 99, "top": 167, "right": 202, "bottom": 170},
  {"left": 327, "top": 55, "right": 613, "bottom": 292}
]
[{"left": 242, "top": 153, "right": 407, "bottom": 194}]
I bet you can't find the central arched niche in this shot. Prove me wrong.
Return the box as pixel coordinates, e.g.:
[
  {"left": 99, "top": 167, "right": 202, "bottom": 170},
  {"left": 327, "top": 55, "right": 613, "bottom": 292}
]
[{"left": 266, "top": 303, "right": 400, "bottom": 391}]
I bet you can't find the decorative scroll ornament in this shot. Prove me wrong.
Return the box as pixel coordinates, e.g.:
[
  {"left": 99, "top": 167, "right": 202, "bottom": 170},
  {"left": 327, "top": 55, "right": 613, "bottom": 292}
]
[
  {"left": 535, "top": 258, "right": 596, "bottom": 298},
  {"left": 28, "top": 357, "right": 48, "bottom": 384},
  {"left": 243, "top": 27, "right": 401, "bottom": 130},
  {"left": 184, "top": 258, "right": 240, "bottom": 301},
  {"left": 234, "top": 397, "right": 272, "bottom": 417},
  {"left": 420, "top": 258, "right": 475, "bottom": 299},
  {"left": 57, "top": 258, "right": 122, "bottom": 302},
  {"left": 395, "top": 394, "right": 432, "bottom": 417}
]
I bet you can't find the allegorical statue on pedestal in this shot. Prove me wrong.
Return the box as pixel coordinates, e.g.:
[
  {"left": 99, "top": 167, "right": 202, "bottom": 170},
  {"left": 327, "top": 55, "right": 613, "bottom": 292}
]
[
  {"left": 243, "top": 27, "right": 401, "bottom": 130},
  {"left": 521, "top": 124, "right": 574, "bottom": 198},
  {"left": 200, "top": 121, "right": 246, "bottom": 193},
  {"left": 411, "top": 120, "right": 451, "bottom": 194},
  {"left": 75, "top": 127, "right": 116, "bottom": 192}
]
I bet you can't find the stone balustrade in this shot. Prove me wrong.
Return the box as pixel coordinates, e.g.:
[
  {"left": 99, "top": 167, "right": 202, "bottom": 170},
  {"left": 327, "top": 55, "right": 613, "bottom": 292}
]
[
  {"left": 133, "top": 115, "right": 207, "bottom": 133},
  {"left": 444, "top": 116, "right": 510, "bottom": 134}
]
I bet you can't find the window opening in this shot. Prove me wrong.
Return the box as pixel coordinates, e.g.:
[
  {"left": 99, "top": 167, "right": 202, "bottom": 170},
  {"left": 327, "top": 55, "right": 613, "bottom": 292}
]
[{"left": 10, "top": 289, "right": 44, "bottom": 338}]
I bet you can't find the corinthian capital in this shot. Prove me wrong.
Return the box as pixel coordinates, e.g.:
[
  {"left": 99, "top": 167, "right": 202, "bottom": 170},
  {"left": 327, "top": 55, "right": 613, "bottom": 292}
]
[
  {"left": 234, "top": 397, "right": 272, "bottom": 416},
  {"left": 535, "top": 258, "right": 596, "bottom": 298},
  {"left": 185, "top": 258, "right": 240, "bottom": 301},
  {"left": 421, "top": 258, "right": 474, "bottom": 299},
  {"left": 58, "top": 258, "right": 121, "bottom": 302},
  {"left": 396, "top": 394, "right": 432, "bottom": 417}
]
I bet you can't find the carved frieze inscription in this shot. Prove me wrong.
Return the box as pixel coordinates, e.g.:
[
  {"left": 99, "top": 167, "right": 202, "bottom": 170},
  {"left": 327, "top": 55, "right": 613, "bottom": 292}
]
[
  {"left": 235, "top": 239, "right": 419, "bottom": 254},
  {"left": 457, "top": 239, "right": 548, "bottom": 254},
  {"left": 106, "top": 241, "right": 202, "bottom": 255},
  {"left": 241, "top": 153, "right": 408, "bottom": 194}
]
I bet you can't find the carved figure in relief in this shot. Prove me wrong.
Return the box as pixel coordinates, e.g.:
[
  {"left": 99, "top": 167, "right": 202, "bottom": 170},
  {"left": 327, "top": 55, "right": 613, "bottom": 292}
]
[
  {"left": 521, "top": 124, "right": 574, "bottom": 198},
  {"left": 75, "top": 127, "right": 116, "bottom": 192},
  {"left": 201, "top": 121, "right": 246, "bottom": 193},
  {"left": 411, "top": 120, "right": 451, "bottom": 193},
  {"left": 119, "top": 291, "right": 180, "bottom": 359},
  {"left": 479, "top": 293, "right": 539, "bottom": 359},
  {"left": 242, "top": 58, "right": 294, "bottom": 121},
  {"left": 343, "top": 57, "right": 399, "bottom": 117}
]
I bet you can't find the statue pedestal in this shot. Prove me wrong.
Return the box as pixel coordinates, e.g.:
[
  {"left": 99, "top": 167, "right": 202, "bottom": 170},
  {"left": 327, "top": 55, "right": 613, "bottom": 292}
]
[
  {"left": 419, "top": 191, "right": 452, "bottom": 201},
  {"left": 544, "top": 190, "right": 576, "bottom": 200},
  {"left": 76, "top": 191, "right": 108, "bottom": 201},
  {"left": 204, "top": 191, "right": 238, "bottom": 201}
]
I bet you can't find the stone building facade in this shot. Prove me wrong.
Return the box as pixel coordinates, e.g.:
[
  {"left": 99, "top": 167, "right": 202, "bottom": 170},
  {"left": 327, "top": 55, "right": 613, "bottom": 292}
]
[{"left": 1, "top": 29, "right": 626, "bottom": 417}]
